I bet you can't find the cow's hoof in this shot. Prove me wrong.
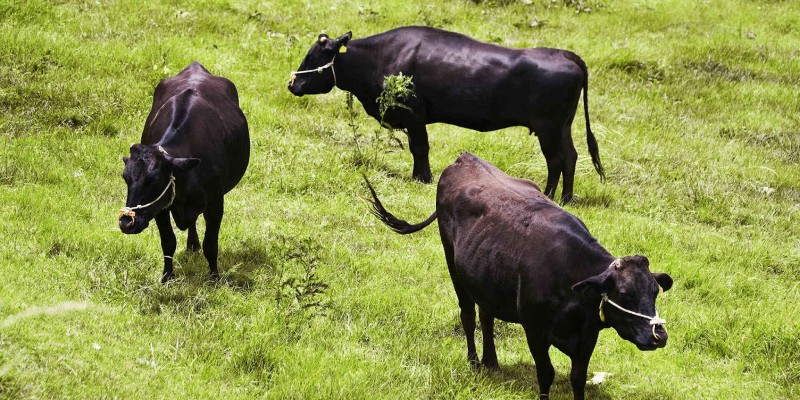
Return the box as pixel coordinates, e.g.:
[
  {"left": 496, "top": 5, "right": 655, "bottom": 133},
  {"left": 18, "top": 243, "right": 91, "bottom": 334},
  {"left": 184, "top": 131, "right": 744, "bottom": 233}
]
[
  {"left": 161, "top": 273, "right": 175, "bottom": 284},
  {"left": 481, "top": 360, "right": 500, "bottom": 371},
  {"left": 413, "top": 173, "right": 432, "bottom": 184},
  {"left": 468, "top": 353, "right": 480, "bottom": 369},
  {"left": 209, "top": 272, "right": 221, "bottom": 282}
]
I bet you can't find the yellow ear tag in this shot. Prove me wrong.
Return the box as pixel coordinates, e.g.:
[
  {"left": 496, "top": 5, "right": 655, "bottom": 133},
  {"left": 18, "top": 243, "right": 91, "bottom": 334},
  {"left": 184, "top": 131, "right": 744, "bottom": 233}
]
[
  {"left": 598, "top": 298, "right": 606, "bottom": 322},
  {"left": 658, "top": 285, "right": 664, "bottom": 294},
  {"left": 339, "top": 45, "right": 347, "bottom": 53}
]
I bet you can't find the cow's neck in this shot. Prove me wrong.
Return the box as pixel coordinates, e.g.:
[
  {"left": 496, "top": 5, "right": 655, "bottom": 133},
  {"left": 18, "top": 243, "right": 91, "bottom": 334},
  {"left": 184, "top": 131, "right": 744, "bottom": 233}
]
[
  {"left": 333, "top": 48, "right": 382, "bottom": 118},
  {"left": 588, "top": 250, "right": 618, "bottom": 274}
]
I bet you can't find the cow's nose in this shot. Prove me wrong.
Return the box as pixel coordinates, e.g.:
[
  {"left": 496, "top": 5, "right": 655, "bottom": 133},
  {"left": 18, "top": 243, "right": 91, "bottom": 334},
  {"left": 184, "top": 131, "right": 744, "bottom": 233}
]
[
  {"left": 287, "top": 81, "right": 304, "bottom": 97},
  {"left": 119, "top": 215, "right": 134, "bottom": 233},
  {"left": 652, "top": 326, "right": 668, "bottom": 347}
]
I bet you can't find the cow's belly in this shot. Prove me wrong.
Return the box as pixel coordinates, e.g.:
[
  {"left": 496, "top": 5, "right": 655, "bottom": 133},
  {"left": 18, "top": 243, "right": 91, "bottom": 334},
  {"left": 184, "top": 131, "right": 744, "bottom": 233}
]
[
  {"left": 460, "top": 275, "right": 522, "bottom": 323},
  {"left": 453, "top": 237, "right": 524, "bottom": 323},
  {"left": 426, "top": 97, "right": 528, "bottom": 133},
  {"left": 430, "top": 116, "right": 520, "bottom": 133}
]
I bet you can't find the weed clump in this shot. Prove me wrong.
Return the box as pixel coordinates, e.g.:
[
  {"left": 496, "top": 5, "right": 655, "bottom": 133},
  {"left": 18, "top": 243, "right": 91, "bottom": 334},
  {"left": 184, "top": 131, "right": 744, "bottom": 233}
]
[
  {"left": 345, "top": 73, "right": 415, "bottom": 169},
  {"left": 376, "top": 72, "right": 414, "bottom": 121},
  {"left": 274, "top": 237, "right": 329, "bottom": 317}
]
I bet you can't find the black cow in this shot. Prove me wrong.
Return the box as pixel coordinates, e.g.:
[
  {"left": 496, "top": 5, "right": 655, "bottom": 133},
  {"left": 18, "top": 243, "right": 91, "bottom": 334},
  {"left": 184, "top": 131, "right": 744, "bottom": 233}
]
[
  {"left": 289, "top": 26, "right": 604, "bottom": 203},
  {"left": 364, "top": 153, "right": 672, "bottom": 400},
  {"left": 118, "top": 62, "right": 250, "bottom": 283}
]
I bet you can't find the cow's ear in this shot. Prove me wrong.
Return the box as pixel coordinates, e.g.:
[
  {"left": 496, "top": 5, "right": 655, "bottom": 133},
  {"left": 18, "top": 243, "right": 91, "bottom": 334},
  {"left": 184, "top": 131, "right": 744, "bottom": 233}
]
[
  {"left": 129, "top": 143, "right": 144, "bottom": 155},
  {"left": 335, "top": 31, "right": 352, "bottom": 48},
  {"left": 171, "top": 157, "right": 200, "bottom": 174},
  {"left": 653, "top": 273, "right": 673, "bottom": 292},
  {"left": 572, "top": 272, "right": 611, "bottom": 299}
]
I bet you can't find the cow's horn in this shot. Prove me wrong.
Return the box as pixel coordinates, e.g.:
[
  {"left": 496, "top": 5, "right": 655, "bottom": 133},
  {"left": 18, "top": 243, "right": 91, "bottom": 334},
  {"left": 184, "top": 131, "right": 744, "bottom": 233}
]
[{"left": 319, "top": 36, "right": 327, "bottom": 43}]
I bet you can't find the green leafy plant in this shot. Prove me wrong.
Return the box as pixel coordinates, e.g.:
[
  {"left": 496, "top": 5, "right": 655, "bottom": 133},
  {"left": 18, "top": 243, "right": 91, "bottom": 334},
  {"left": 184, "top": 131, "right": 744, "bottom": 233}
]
[
  {"left": 376, "top": 72, "right": 415, "bottom": 122},
  {"left": 344, "top": 73, "right": 415, "bottom": 168},
  {"left": 275, "top": 237, "right": 329, "bottom": 317}
]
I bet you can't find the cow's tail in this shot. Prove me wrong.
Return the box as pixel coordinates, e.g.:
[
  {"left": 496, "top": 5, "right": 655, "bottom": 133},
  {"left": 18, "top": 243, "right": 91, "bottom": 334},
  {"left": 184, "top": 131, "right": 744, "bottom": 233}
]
[
  {"left": 569, "top": 53, "right": 605, "bottom": 181},
  {"left": 362, "top": 175, "right": 437, "bottom": 235}
]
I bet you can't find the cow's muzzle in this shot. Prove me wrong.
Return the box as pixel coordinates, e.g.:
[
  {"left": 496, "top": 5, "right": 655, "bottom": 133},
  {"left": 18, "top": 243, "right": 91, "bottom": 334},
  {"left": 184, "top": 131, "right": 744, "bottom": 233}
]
[
  {"left": 118, "top": 214, "right": 140, "bottom": 234},
  {"left": 287, "top": 78, "right": 304, "bottom": 97},
  {"left": 636, "top": 330, "right": 668, "bottom": 351}
]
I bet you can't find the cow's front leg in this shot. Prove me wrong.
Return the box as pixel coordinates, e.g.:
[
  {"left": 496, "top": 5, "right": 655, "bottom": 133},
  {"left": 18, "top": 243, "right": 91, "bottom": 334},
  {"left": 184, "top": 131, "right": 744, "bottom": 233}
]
[
  {"left": 187, "top": 221, "right": 201, "bottom": 253},
  {"left": 202, "top": 196, "right": 224, "bottom": 281},
  {"left": 155, "top": 210, "right": 177, "bottom": 283},
  {"left": 406, "top": 124, "right": 431, "bottom": 183},
  {"left": 524, "top": 327, "right": 555, "bottom": 399},
  {"left": 567, "top": 331, "right": 599, "bottom": 400},
  {"left": 479, "top": 307, "right": 499, "bottom": 369}
]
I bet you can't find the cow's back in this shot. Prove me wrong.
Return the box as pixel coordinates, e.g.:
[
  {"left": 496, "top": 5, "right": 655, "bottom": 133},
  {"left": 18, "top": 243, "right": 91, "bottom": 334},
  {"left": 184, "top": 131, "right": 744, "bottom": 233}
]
[
  {"left": 142, "top": 62, "right": 249, "bottom": 193},
  {"left": 350, "top": 27, "right": 584, "bottom": 131},
  {"left": 435, "top": 153, "right": 611, "bottom": 321}
]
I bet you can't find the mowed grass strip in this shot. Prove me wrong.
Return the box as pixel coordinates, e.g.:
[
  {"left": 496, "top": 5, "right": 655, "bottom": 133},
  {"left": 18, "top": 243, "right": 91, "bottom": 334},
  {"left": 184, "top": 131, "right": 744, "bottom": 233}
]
[{"left": 1, "top": 0, "right": 799, "bottom": 398}]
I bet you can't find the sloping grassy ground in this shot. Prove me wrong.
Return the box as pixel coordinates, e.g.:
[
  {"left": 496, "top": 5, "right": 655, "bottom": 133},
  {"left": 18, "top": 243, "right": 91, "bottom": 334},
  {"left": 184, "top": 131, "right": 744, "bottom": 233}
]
[{"left": 1, "top": 0, "right": 799, "bottom": 398}]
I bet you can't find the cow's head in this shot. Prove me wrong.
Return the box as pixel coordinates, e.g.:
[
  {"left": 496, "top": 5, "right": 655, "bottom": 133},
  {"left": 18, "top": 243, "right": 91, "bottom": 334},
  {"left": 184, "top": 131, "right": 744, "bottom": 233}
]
[
  {"left": 288, "top": 32, "right": 351, "bottom": 96},
  {"left": 119, "top": 144, "right": 199, "bottom": 234},
  {"left": 573, "top": 255, "right": 673, "bottom": 350}
]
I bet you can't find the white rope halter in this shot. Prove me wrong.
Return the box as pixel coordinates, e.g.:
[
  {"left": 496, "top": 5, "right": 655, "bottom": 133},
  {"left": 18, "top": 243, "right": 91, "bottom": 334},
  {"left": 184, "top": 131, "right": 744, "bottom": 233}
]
[
  {"left": 118, "top": 176, "right": 176, "bottom": 224},
  {"left": 599, "top": 293, "right": 667, "bottom": 340},
  {"left": 289, "top": 55, "right": 337, "bottom": 87}
]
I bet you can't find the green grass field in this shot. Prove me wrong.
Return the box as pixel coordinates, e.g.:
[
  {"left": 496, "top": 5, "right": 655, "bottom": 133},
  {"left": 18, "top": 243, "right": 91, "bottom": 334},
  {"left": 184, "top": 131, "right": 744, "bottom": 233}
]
[{"left": 1, "top": 0, "right": 799, "bottom": 398}]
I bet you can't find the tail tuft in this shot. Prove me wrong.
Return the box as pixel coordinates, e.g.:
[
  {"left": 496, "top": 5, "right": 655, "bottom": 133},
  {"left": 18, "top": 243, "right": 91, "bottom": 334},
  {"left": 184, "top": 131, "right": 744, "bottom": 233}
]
[{"left": 362, "top": 175, "right": 437, "bottom": 234}]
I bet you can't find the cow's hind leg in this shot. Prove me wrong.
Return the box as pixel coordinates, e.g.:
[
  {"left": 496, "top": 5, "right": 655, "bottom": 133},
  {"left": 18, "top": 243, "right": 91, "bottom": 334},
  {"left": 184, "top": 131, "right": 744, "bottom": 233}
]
[
  {"left": 559, "top": 124, "right": 578, "bottom": 204},
  {"left": 535, "top": 129, "right": 564, "bottom": 201},
  {"left": 460, "top": 300, "right": 479, "bottom": 367},
  {"left": 406, "top": 124, "right": 432, "bottom": 183},
  {"left": 441, "top": 233, "right": 478, "bottom": 366},
  {"left": 187, "top": 222, "right": 201, "bottom": 253},
  {"left": 155, "top": 210, "right": 177, "bottom": 283},
  {"left": 479, "top": 307, "right": 499, "bottom": 369},
  {"left": 202, "top": 196, "right": 224, "bottom": 281},
  {"left": 524, "top": 326, "right": 555, "bottom": 399}
]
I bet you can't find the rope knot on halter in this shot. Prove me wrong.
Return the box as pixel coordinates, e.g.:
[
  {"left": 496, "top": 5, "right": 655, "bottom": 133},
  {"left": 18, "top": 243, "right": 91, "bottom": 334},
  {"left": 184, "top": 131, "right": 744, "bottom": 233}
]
[
  {"left": 289, "top": 55, "right": 337, "bottom": 88},
  {"left": 599, "top": 293, "right": 667, "bottom": 340},
  {"left": 118, "top": 175, "right": 176, "bottom": 225}
]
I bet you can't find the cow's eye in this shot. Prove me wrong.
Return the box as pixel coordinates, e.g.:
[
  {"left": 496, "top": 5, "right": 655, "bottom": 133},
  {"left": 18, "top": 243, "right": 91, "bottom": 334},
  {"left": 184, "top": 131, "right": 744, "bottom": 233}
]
[{"left": 618, "top": 291, "right": 636, "bottom": 304}]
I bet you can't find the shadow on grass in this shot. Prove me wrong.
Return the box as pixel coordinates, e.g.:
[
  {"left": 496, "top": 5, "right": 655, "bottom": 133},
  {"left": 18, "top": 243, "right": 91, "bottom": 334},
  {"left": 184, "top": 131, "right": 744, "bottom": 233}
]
[
  {"left": 349, "top": 153, "right": 409, "bottom": 183},
  {"left": 480, "top": 361, "right": 616, "bottom": 399},
  {"left": 569, "top": 192, "right": 615, "bottom": 209},
  {"left": 217, "top": 241, "right": 278, "bottom": 293},
  {"left": 0, "top": 371, "right": 22, "bottom": 399},
  {"left": 135, "top": 238, "right": 278, "bottom": 314},
  {"left": 135, "top": 235, "right": 330, "bottom": 318},
  {"left": 482, "top": 360, "right": 675, "bottom": 399},
  {"left": 174, "top": 237, "right": 278, "bottom": 293},
  {"left": 384, "top": 168, "right": 412, "bottom": 182},
  {"left": 480, "top": 361, "right": 592, "bottom": 399}
]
